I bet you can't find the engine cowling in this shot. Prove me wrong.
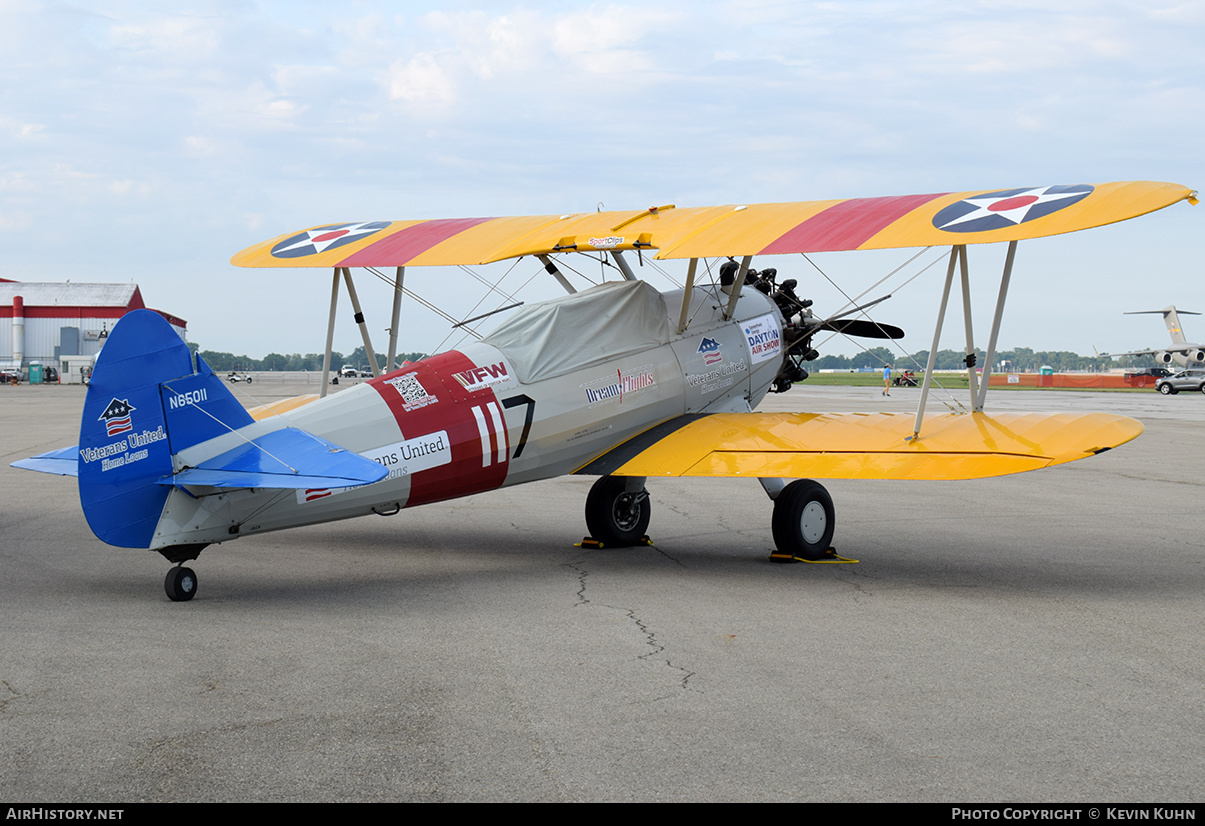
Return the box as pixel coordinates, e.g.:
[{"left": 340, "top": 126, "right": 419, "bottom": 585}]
[
  {"left": 1158, "top": 351, "right": 1175, "bottom": 364},
  {"left": 1188, "top": 350, "right": 1205, "bottom": 363}
]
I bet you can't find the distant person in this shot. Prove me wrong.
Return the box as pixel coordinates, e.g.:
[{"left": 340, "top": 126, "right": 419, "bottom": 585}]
[{"left": 883, "top": 364, "right": 892, "bottom": 396}]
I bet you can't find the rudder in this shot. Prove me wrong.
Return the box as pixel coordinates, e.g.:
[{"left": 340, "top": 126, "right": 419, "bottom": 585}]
[{"left": 78, "top": 310, "right": 253, "bottom": 548}]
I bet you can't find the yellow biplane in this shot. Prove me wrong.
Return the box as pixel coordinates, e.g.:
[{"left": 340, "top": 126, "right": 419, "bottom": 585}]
[{"left": 14, "top": 181, "right": 1197, "bottom": 600}]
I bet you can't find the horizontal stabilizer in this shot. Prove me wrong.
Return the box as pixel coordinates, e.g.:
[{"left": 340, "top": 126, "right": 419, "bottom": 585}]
[
  {"left": 11, "top": 445, "right": 79, "bottom": 477},
  {"left": 162, "top": 426, "right": 387, "bottom": 490},
  {"left": 576, "top": 411, "right": 1143, "bottom": 481}
]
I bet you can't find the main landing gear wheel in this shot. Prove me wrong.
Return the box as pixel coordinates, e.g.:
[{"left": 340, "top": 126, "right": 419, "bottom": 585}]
[
  {"left": 771, "top": 479, "right": 835, "bottom": 561},
  {"left": 165, "top": 566, "right": 198, "bottom": 602},
  {"left": 585, "top": 476, "right": 651, "bottom": 546}
]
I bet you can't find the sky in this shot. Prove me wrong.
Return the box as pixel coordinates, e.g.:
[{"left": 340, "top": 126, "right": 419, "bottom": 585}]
[{"left": 2, "top": 0, "right": 1203, "bottom": 360}]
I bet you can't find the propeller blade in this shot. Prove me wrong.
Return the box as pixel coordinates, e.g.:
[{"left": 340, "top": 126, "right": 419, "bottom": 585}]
[{"left": 817, "top": 319, "right": 905, "bottom": 339}]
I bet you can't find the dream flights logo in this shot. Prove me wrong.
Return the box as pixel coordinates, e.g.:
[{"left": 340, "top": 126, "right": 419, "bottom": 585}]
[
  {"left": 270, "top": 221, "right": 392, "bottom": 258},
  {"left": 932, "top": 185, "right": 1093, "bottom": 233}
]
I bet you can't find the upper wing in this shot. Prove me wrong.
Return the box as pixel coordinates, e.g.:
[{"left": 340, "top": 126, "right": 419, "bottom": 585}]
[
  {"left": 231, "top": 181, "right": 1195, "bottom": 269},
  {"left": 573, "top": 411, "right": 1142, "bottom": 481}
]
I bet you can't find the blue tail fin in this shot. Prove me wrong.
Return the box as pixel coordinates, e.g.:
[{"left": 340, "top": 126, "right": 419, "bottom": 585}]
[{"left": 78, "top": 310, "right": 254, "bottom": 548}]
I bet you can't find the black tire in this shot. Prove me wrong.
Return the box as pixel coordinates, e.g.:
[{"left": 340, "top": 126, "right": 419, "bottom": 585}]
[
  {"left": 584, "top": 476, "right": 651, "bottom": 546},
  {"left": 1159, "top": 383, "right": 1172, "bottom": 395},
  {"left": 771, "top": 479, "right": 835, "bottom": 561},
  {"left": 246, "top": 377, "right": 252, "bottom": 383},
  {"left": 165, "top": 566, "right": 197, "bottom": 602}
]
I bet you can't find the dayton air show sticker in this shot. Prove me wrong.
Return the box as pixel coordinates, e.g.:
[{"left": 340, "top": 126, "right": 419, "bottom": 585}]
[
  {"left": 270, "top": 221, "right": 392, "bottom": 258},
  {"left": 743, "top": 314, "right": 782, "bottom": 365},
  {"left": 932, "top": 185, "right": 1093, "bottom": 233}
]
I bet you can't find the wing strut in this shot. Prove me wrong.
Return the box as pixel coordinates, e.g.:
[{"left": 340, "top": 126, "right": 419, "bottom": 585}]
[
  {"left": 677, "top": 258, "right": 699, "bottom": 334},
  {"left": 958, "top": 245, "right": 980, "bottom": 404},
  {"left": 536, "top": 254, "right": 578, "bottom": 294},
  {"left": 386, "top": 266, "right": 404, "bottom": 372},
  {"left": 610, "top": 250, "right": 638, "bottom": 281},
  {"left": 911, "top": 247, "right": 959, "bottom": 441},
  {"left": 318, "top": 266, "right": 386, "bottom": 399},
  {"left": 320, "top": 269, "right": 339, "bottom": 399},
  {"left": 975, "top": 240, "right": 1017, "bottom": 411},
  {"left": 723, "top": 255, "right": 752, "bottom": 320},
  {"left": 912, "top": 241, "right": 1021, "bottom": 438},
  {"left": 341, "top": 267, "right": 381, "bottom": 379}
]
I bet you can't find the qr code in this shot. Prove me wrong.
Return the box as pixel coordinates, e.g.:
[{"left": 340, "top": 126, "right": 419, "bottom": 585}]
[{"left": 387, "top": 374, "right": 430, "bottom": 405}]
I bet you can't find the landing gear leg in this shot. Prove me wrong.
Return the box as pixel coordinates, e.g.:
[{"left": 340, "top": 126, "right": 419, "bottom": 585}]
[
  {"left": 770, "top": 479, "right": 835, "bottom": 562},
  {"left": 584, "top": 476, "right": 651, "bottom": 547},
  {"left": 165, "top": 565, "right": 198, "bottom": 602},
  {"left": 158, "top": 544, "right": 206, "bottom": 601}
]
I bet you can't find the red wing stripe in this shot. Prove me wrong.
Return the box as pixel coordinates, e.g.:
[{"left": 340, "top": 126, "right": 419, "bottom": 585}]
[
  {"left": 759, "top": 193, "right": 947, "bottom": 253},
  {"left": 338, "top": 217, "right": 495, "bottom": 266}
]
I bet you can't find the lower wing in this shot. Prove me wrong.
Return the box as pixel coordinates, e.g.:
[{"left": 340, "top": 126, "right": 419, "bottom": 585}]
[{"left": 575, "top": 411, "right": 1142, "bottom": 481}]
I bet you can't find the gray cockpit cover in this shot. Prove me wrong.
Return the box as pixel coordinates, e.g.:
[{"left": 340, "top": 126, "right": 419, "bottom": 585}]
[{"left": 483, "top": 280, "right": 671, "bottom": 383}]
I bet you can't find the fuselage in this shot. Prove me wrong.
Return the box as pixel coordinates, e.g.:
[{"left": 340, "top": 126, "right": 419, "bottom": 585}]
[{"left": 150, "top": 283, "right": 784, "bottom": 551}]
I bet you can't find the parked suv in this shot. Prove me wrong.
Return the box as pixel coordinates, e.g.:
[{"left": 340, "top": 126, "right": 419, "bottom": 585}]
[{"left": 1155, "top": 369, "right": 1205, "bottom": 395}]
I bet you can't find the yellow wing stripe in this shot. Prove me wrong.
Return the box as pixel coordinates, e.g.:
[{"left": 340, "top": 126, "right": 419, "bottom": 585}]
[
  {"left": 231, "top": 181, "right": 1195, "bottom": 268},
  {"left": 579, "top": 411, "right": 1143, "bottom": 481},
  {"left": 245, "top": 394, "right": 321, "bottom": 420}
]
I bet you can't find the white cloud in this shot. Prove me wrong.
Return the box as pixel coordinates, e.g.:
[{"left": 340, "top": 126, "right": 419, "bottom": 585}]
[{"left": 108, "top": 14, "right": 223, "bottom": 61}]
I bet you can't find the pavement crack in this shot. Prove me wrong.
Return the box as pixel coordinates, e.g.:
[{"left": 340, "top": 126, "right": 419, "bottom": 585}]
[
  {"left": 0, "top": 680, "right": 19, "bottom": 714},
  {"left": 564, "top": 561, "right": 589, "bottom": 607},
  {"left": 564, "top": 561, "right": 697, "bottom": 694},
  {"left": 1115, "top": 472, "right": 1205, "bottom": 488},
  {"left": 627, "top": 607, "right": 697, "bottom": 695},
  {"left": 645, "top": 540, "right": 685, "bottom": 567}
]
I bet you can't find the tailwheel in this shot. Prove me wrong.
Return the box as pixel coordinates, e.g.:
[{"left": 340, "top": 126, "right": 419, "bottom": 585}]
[
  {"left": 165, "top": 566, "right": 198, "bottom": 602},
  {"left": 771, "top": 479, "right": 835, "bottom": 562},
  {"left": 584, "top": 475, "right": 651, "bottom": 547}
]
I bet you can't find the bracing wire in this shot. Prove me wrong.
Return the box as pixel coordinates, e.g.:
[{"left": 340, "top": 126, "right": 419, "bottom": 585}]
[{"left": 800, "top": 248, "right": 967, "bottom": 412}]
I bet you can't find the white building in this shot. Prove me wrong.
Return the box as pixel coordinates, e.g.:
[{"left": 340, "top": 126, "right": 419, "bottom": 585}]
[{"left": 1, "top": 279, "right": 187, "bottom": 382}]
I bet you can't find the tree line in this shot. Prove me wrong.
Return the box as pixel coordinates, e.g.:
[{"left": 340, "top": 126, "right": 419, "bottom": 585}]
[
  {"left": 813, "top": 346, "right": 1164, "bottom": 373},
  {"left": 191, "top": 344, "right": 426, "bottom": 373},
  {"left": 191, "top": 343, "right": 1166, "bottom": 375}
]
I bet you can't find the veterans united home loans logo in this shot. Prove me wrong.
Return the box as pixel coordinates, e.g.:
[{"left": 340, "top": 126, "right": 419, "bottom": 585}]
[
  {"left": 932, "top": 185, "right": 1093, "bottom": 233},
  {"left": 99, "top": 398, "right": 135, "bottom": 436},
  {"left": 697, "top": 337, "right": 724, "bottom": 365},
  {"left": 270, "top": 221, "right": 392, "bottom": 258}
]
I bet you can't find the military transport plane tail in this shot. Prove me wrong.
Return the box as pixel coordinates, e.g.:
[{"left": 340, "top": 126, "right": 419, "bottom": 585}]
[
  {"left": 1102, "top": 305, "right": 1205, "bottom": 366},
  {"left": 13, "top": 310, "right": 385, "bottom": 548}
]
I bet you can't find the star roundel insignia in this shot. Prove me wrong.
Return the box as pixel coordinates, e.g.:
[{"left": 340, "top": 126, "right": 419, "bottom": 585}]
[
  {"left": 932, "top": 185, "right": 1094, "bottom": 233},
  {"left": 270, "top": 221, "right": 392, "bottom": 259}
]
